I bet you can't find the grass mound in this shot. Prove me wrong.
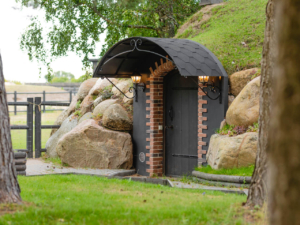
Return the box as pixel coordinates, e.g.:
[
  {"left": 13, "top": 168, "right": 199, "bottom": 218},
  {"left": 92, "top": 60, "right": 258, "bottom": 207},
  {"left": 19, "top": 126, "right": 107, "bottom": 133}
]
[
  {"left": 196, "top": 165, "right": 255, "bottom": 177},
  {"left": 176, "top": 0, "right": 268, "bottom": 75},
  {"left": 0, "top": 175, "right": 249, "bottom": 224}
]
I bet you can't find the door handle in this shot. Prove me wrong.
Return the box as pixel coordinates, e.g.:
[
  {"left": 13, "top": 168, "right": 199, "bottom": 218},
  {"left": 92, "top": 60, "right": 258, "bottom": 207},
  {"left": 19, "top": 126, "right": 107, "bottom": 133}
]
[
  {"left": 169, "top": 106, "right": 173, "bottom": 121},
  {"left": 165, "top": 125, "right": 174, "bottom": 130}
]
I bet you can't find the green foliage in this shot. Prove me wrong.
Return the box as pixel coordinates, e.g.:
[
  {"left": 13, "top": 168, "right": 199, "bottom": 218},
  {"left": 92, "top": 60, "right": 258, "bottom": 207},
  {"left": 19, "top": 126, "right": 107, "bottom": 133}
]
[
  {"left": 74, "top": 110, "right": 82, "bottom": 117},
  {"left": 177, "top": 0, "right": 268, "bottom": 75},
  {"left": 73, "top": 71, "right": 93, "bottom": 83},
  {"left": 251, "top": 68, "right": 261, "bottom": 80},
  {"left": 247, "top": 122, "right": 259, "bottom": 132},
  {"left": 195, "top": 165, "right": 255, "bottom": 177},
  {"left": 45, "top": 71, "right": 75, "bottom": 83},
  {"left": 99, "top": 85, "right": 113, "bottom": 100},
  {"left": 18, "top": 0, "right": 202, "bottom": 75},
  {"left": 216, "top": 122, "right": 259, "bottom": 136},
  {"left": 215, "top": 124, "right": 235, "bottom": 136},
  {"left": 0, "top": 175, "right": 248, "bottom": 224},
  {"left": 75, "top": 100, "right": 82, "bottom": 109}
]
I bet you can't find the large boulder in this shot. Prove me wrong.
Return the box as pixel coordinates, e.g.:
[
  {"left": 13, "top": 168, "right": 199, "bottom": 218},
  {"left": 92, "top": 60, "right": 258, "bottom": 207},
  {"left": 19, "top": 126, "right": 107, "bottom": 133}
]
[
  {"left": 93, "top": 99, "right": 117, "bottom": 117},
  {"left": 67, "top": 95, "right": 78, "bottom": 115},
  {"left": 46, "top": 114, "right": 79, "bottom": 158},
  {"left": 78, "top": 112, "right": 93, "bottom": 124},
  {"left": 102, "top": 104, "right": 133, "bottom": 131},
  {"left": 50, "top": 95, "right": 78, "bottom": 137},
  {"left": 56, "top": 119, "right": 133, "bottom": 169},
  {"left": 112, "top": 80, "right": 132, "bottom": 97},
  {"left": 226, "top": 76, "right": 260, "bottom": 127},
  {"left": 229, "top": 68, "right": 259, "bottom": 96},
  {"left": 77, "top": 78, "right": 98, "bottom": 100},
  {"left": 123, "top": 91, "right": 134, "bottom": 104},
  {"left": 50, "top": 109, "right": 69, "bottom": 137},
  {"left": 80, "top": 94, "right": 94, "bottom": 115},
  {"left": 206, "top": 132, "right": 258, "bottom": 169},
  {"left": 88, "top": 78, "right": 118, "bottom": 95}
]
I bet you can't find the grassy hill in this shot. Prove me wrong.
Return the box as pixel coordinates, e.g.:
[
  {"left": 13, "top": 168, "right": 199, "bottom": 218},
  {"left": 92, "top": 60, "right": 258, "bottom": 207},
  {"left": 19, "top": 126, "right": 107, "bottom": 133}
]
[{"left": 175, "top": 0, "right": 268, "bottom": 75}]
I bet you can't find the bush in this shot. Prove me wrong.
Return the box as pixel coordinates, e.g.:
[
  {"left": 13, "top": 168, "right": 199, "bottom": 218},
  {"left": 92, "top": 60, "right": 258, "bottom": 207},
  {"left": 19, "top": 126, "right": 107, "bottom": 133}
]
[{"left": 216, "top": 122, "right": 259, "bottom": 136}]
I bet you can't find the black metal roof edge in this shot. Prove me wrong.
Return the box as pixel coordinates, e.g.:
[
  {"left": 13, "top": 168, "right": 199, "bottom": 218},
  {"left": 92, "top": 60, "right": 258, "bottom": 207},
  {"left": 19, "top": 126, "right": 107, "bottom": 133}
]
[
  {"left": 93, "top": 36, "right": 228, "bottom": 78},
  {"left": 188, "top": 39, "right": 228, "bottom": 77}
]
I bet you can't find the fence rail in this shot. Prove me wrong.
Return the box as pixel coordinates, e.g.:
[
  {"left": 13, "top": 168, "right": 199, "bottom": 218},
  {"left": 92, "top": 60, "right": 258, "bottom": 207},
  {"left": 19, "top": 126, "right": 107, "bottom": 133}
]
[
  {"left": 9, "top": 97, "right": 70, "bottom": 158},
  {"left": 6, "top": 90, "right": 76, "bottom": 115}
]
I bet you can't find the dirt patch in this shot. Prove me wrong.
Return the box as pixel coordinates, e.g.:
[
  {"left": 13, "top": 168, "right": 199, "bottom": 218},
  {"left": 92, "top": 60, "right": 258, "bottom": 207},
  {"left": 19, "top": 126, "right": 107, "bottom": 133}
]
[
  {"left": 0, "top": 202, "right": 33, "bottom": 216},
  {"left": 175, "top": 3, "right": 225, "bottom": 38}
]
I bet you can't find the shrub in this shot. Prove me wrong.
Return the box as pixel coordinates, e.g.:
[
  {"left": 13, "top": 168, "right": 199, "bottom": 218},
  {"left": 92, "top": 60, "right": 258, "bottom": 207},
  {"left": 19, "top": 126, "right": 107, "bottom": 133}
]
[
  {"left": 216, "top": 122, "right": 259, "bottom": 136},
  {"left": 99, "top": 85, "right": 113, "bottom": 100},
  {"left": 75, "top": 100, "right": 82, "bottom": 109},
  {"left": 247, "top": 122, "right": 259, "bottom": 132}
]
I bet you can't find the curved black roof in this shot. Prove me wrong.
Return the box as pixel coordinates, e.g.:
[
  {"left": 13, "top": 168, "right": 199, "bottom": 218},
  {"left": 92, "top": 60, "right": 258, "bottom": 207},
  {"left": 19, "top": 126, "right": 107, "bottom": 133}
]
[{"left": 93, "top": 37, "right": 227, "bottom": 78}]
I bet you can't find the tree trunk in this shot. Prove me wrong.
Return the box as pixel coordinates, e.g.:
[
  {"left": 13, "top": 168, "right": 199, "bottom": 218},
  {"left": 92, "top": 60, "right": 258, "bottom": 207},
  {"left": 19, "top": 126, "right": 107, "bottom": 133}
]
[
  {"left": 246, "top": 0, "right": 276, "bottom": 207},
  {"left": 0, "top": 54, "right": 22, "bottom": 204},
  {"left": 268, "top": 0, "right": 300, "bottom": 224}
]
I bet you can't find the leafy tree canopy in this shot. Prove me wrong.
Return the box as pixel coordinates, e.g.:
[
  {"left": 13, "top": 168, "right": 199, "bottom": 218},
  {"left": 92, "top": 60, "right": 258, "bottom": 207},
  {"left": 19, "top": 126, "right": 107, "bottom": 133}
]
[
  {"left": 45, "top": 70, "right": 91, "bottom": 83},
  {"left": 17, "top": 0, "right": 201, "bottom": 74}
]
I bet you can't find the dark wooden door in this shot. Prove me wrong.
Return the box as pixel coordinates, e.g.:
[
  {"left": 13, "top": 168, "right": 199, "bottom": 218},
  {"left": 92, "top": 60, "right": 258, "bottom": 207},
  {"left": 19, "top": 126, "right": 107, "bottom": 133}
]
[{"left": 164, "top": 72, "right": 198, "bottom": 176}]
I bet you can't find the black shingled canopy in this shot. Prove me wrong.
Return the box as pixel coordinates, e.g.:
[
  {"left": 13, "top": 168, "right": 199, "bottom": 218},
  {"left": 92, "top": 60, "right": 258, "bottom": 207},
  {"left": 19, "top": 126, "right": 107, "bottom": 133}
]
[{"left": 93, "top": 37, "right": 228, "bottom": 78}]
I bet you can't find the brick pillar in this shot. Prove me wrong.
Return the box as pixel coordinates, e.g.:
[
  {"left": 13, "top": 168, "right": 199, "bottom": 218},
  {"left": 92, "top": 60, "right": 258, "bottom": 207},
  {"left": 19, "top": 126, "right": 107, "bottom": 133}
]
[
  {"left": 198, "top": 83, "right": 208, "bottom": 167},
  {"left": 145, "top": 76, "right": 164, "bottom": 176}
]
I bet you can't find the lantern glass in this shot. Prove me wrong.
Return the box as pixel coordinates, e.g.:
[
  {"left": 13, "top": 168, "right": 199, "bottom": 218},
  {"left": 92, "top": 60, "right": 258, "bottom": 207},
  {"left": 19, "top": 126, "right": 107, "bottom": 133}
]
[
  {"left": 199, "top": 76, "right": 204, "bottom": 82},
  {"left": 204, "top": 76, "right": 209, "bottom": 82},
  {"left": 131, "top": 76, "right": 141, "bottom": 84}
]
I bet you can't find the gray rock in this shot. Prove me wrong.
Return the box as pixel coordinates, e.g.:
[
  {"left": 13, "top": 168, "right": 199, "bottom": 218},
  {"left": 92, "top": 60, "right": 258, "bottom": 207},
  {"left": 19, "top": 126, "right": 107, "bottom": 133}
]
[
  {"left": 207, "top": 132, "right": 258, "bottom": 169},
  {"left": 112, "top": 80, "right": 132, "bottom": 97},
  {"left": 78, "top": 112, "right": 93, "bottom": 124},
  {"left": 123, "top": 91, "right": 134, "bottom": 104},
  {"left": 77, "top": 78, "right": 98, "bottom": 100},
  {"left": 102, "top": 104, "right": 133, "bottom": 131},
  {"left": 56, "top": 119, "right": 133, "bottom": 169},
  {"left": 46, "top": 114, "right": 79, "bottom": 158},
  {"left": 93, "top": 96, "right": 103, "bottom": 107},
  {"left": 93, "top": 99, "right": 117, "bottom": 117},
  {"left": 50, "top": 109, "right": 69, "bottom": 137},
  {"left": 88, "top": 78, "right": 118, "bottom": 95}
]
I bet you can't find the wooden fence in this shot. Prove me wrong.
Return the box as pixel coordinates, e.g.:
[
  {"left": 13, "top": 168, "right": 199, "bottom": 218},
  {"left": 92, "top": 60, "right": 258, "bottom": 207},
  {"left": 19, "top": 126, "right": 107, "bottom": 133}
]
[{"left": 6, "top": 90, "right": 76, "bottom": 115}]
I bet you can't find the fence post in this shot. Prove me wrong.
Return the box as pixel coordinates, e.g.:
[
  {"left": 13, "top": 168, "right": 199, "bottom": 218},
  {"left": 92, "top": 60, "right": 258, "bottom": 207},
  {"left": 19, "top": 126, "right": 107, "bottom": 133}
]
[
  {"left": 69, "top": 90, "right": 72, "bottom": 104},
  {"left": 27, "top": 98, "right": 34, "bottom": 158},
  {"left": 35, "top": 97, "right": 41, "bottom": 158},
  {"left": 43, "top": 91, "right": 46, "bottom": 113},
  {"left": 14, "top": 91, "right": 17, "bottom": 115}
]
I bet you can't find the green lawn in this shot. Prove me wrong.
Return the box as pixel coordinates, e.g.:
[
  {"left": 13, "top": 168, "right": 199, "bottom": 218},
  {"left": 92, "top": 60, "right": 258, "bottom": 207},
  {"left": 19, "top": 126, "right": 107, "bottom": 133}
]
[
  {"left": 0, "top": 175, "right": 250, "bottom": 225},
  {"left": 195, "top": 165, "right": 255, "bottom": 177},
  {"left": 10, "top": 111, "right": 61, "bottom": 151},
  {"left": 176, "top": 0, "right": 268, "bottom": 75}
]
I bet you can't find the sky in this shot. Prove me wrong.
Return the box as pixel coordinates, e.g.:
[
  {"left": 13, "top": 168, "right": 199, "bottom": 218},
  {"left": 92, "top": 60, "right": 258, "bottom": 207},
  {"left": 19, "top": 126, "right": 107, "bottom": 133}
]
[{"left": 0, "top": 1, "right": 105, "bottom": 83}]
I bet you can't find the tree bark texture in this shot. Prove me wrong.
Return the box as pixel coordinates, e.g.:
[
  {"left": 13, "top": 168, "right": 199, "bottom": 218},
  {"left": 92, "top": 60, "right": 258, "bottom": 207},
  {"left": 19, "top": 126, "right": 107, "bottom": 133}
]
[
  {"left": 0, "top": 54, "right": 22, "bottom": 203},
  {"left": 269, "top": 0, "right": 300, "bottom": 224},
  {"left": 246, "top": 0, "right": 276, "bottom": 207}
]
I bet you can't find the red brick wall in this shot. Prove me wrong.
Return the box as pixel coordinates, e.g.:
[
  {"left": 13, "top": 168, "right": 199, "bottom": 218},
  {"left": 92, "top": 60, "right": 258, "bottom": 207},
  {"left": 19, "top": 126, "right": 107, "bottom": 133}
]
[
  {"left": 145, "top": 77, "right": 164, "bottom": 176},
  {"left": 198, "top": 82, "right": 208, "bottom": 166}
]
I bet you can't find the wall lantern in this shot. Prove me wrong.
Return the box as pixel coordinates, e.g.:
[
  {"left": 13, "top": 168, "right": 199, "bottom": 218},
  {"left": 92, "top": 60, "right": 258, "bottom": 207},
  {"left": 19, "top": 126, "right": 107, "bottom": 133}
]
[
  {"left": 101, "top": 70, "right": 145, "bottom": 103},
  {"left": 196, "top": 75, "right": 222, "bottom": 103}
]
